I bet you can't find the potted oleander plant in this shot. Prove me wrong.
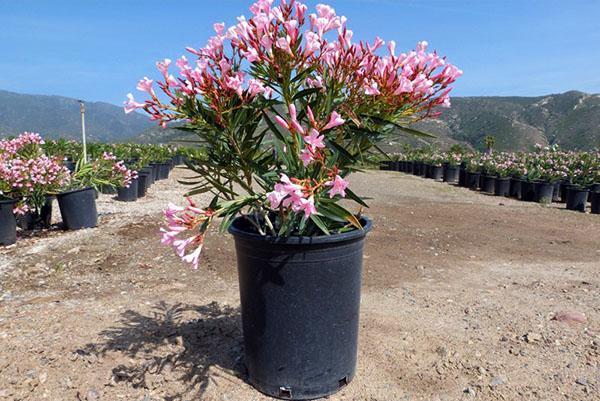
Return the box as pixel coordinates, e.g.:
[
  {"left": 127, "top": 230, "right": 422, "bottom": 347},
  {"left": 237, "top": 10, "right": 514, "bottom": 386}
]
[
  {"left": 0, "top": 133, "right": 70, "bottom": 232},
  {"left": 57, "top": 152, "right": 134, "bottom": 229},
  {"left": 126, "top": 1, "right": 461, "bottom": 398},
  {"left": 489, "top": 153, "right": 512, "bottom": 197},
  {"left": 465, "top": 154, "right": 483, "bottom": 190},
  {"left": 127, "top": 146, "right": 154, "bottom": 198},
  {"left": 565, "top": 152, "right": 594, "bottom": 212},
  {"left": 442, "top": 150, "right": 462, "bottom": 183}
]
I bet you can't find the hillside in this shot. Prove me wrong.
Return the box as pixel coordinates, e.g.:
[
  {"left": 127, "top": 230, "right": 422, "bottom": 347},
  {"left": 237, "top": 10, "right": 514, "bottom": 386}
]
[
  {"left": 0, "top": 90, "right": 151, "bottom": 142},
  {"left": 414, "top": 90, "right": 600, "bottom": 151},
  {"left": 1, "top": 89, "right": 598, "bottom": 151}
]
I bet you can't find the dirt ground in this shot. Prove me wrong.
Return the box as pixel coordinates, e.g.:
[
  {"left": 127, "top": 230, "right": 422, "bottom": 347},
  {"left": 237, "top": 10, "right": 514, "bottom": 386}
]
[{"left": 0, "top": 168, "right": 599, "bottom": 401}]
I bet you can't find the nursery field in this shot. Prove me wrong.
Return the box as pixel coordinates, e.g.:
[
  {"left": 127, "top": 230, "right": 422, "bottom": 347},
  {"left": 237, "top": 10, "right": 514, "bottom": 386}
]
[{"left": 1, "top": 168, "right": 599, "bottom": 401}]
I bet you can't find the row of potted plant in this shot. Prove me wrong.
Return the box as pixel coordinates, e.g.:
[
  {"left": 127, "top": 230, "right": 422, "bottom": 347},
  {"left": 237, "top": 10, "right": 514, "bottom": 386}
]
[
  {"left": 381, "top": 144, "right": 600, "bottom": 213},
  {"left": 0, "top": 133, "right": 189, "bottom": 245}
]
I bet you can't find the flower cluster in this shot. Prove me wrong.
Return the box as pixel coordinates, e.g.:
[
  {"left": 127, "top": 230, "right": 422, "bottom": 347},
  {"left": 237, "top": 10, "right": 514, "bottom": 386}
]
[
  {"left": 99, "top": 152, "right": 138, "bottom": 188},
  {"left": 0, "top": 133, "right": 70, "bottom": 214},
  {"left": 129, "top": 0, "right": 462, "bottom": 269},
  {"left": 125, "top": 0, "right": 460, "bottom": 128},
  {"left": 160, "top": 198, "right": 215, "bottom": 269},
  {"left": 0, "top": 132, "right": 45, "bottom": 157}
]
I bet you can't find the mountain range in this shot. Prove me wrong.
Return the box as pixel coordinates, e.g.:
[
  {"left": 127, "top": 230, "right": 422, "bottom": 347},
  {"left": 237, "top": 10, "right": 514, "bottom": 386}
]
[
  {"left": 1, "top": 89, "right": 598, "bottom": 151},
  {"left": 0, "top": 89, "right": 151, "bottom": 142}
]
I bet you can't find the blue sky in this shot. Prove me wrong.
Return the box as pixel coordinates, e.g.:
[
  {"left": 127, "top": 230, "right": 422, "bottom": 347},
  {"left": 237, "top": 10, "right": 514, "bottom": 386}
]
[{"left": 1, "top": 0, "right": 599, "bottom": 105}]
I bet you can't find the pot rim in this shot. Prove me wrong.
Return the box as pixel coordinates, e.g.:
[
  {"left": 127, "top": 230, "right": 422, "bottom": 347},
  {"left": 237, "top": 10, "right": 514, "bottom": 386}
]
[
  {"left": 57, "top": 186, "right": 94, "bottom": 197},
  {"left": 229, "top": 215, "right": 372, "bottom": 245},
  {"left": 0, "top": 197, "right": 17, "bottom": 205}
]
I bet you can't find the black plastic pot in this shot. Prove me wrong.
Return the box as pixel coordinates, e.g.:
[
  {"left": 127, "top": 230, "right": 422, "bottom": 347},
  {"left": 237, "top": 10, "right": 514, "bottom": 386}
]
[
  {"left": 466, "top": 171, "right": 481, "bottom": 190},
  {"left": 509, "top": 178, "right": 523, "bottom": 199},
  {"left": 173, "top": 154, "right": 185, "bottom": 165},
  {"left": 57, "top": 187, "right": 98, "bottom": 230},
  {"left": 0, "top": 199, "right": 17, "bottom": 245},
  {"left": 405, "top": 161, "right": 414, "bottom": 174},
  {"left": 411, "top": 162, "right": 419, "bottom": 176},
  {"left": 588, "top": 183, "right": 600, "bottom": 193},
  {"left": 560, "top": 180, "right": 571, "bottom": 203},
  {"left": 481, "top": 176, "right": 496, "bottom": 193},
  {"left": 565, "top": 187, "right": 589, "bottom": 212},
  {"left": 430, "top": 166, "right": 443, "bottom": 181},
  {"left": 141, "top": 167, "right": 154, "bottom": 187},
  {"left": 117, "top": 179, "right": 139, "bottom": 202},
  {"left": 137, "top": 173, "right": 150, "bottom": 198},
  {"left": 535, "top": 182, "right": 554, "bottom": 204},
  {"left": 443, "top": 165, "right": 459, "bottom": 183},
  {"left": 17, "top": 196, "right": 54, "bottom": 230},
  {"left": 64, "top": 160, "right": 76, "bottom": 172},
  {"left": 552, "top": 181, "right": 562, "bottom": 203},
  {"left": 590, "top": 192, "right": 600, "bottom": 214},
  {"left": 149, "top": 163, "right": 160, "bottom": 181},
  {"left": 229, "top": 217, "right": 372, "bottom": 400},
  {"left": 423, "top": 164, "right": 432, "bottom": 179},
  {"left": 418, "top": 162, "right": 427, "bottom": 177},
  {"left": 458, "top": 167, "right": 467, "bottom": 187},
  {"left": 391, "top": 161, "right": 400, "bottom": 172},
  {"left": 100, "top": 185, "right": 117, "bottom": 195},
  {"left": 479, "top": 170, "right": 487, "bottom": 189},
  {"left": 379, "top": 161, "right": 392, "bottom": 171},
  {"left": 521, "top": 181, "right": 537, "bottom": 202},
  {"left": 157, "top": 163, "right": 170, "bottom": 180},
  {"left": 494, "top": 177, "right": 511, "bottom": 197}
]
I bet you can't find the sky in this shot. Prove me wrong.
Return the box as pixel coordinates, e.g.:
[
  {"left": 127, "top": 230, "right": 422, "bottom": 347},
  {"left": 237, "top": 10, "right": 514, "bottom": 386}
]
[{"left": 1, "top": 0, "right": 599, "bottom": 106}]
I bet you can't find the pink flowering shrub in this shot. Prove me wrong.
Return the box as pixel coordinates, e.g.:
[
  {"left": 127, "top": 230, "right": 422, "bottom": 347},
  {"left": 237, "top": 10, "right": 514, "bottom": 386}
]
[
  {"left": 0, "top": 133, "right": 70, "bottom": 214},
  {"left": 127, "top": 0, "right": 461, "bottom": 268},
  {"left": 102, "top": 152, "right": 138, "bottom": 188}
]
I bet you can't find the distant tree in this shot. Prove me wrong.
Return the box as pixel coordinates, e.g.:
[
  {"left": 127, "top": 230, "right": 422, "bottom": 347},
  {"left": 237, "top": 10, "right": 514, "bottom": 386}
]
[{"left": 484, "top": 135, "right": 496, "bottom": 154}]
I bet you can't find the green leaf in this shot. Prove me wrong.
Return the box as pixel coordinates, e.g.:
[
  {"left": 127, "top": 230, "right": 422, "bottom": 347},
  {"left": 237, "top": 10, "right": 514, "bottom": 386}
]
[
  {"left": 292, "top": 87, "right": 321, "bottom": 101},
  {"left": 345, "top": 188, "right": 370, "bottom": 208},
  {"left": 262, "top": 110, "right": 287, "bottom": 143},
  {"left": 309, "top": 214, "right": 330, "bottom": 235}
]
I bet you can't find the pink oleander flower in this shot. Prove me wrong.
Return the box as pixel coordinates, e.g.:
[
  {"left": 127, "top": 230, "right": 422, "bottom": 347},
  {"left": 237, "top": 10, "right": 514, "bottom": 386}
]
[
  {"left": 124, "top": 93, "right": 145, "bottom": 114},
  {"left": 300, "top": 148, "right": 315, "bottom": 167},
  {"left": 160, "top": 198, "right": 214, "bottom": 270},
  {"left": 136, "top": 77, "right": 155, "bottom": 95},
  {"left": 323, "top": 111, "right": 345, "bottom": 131},
  {"left": 303, "top": 128, "right": 325, "bottom": 149},
  {"left": 325, "top": 175, "right": 349, "bottom": 198}
]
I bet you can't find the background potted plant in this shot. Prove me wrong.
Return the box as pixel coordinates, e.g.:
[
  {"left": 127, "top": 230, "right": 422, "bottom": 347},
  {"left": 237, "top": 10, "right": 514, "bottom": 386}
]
[
  {"left": 56, "top": 153, "right": 126, "bottom": 230},
  {"left": 442, "top": 148, "right": 463, "bottom": 183},
  {"left": 127, "top": 0, "right": 461, "bottom": 398},
  {"left": 464, "top": 155, "right": 482, "bottom": 189},
  {"left": 489, "top": 153, "right": 512, "bottom": 197},
  {"left": 0, "top": 133, "right": 70, "bottom": 233}
]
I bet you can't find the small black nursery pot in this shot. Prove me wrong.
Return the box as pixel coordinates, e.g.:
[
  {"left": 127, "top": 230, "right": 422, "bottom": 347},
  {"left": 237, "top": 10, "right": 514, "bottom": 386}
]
[
  {"left": 117, "top": 179, "right": 139, "bottom": 202},
  {"left": 57, "top": 187, "right": 98, "bottom": 230},
  {"left": 0, "top": 199, "right": 17, "bottom": 246}
]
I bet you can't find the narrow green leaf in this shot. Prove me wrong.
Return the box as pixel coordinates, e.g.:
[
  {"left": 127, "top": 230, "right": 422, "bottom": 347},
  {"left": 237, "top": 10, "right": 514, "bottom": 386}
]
[{"left": 309, "top": 214, "right": 330, "bottom": 235}]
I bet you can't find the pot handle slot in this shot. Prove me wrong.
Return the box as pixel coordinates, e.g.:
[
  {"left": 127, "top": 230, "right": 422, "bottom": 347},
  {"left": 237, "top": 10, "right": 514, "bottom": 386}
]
[{"left": 278, "top": 387, "right": 292, "bottom": 399}]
